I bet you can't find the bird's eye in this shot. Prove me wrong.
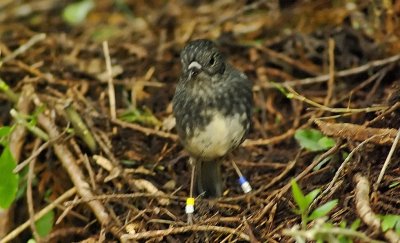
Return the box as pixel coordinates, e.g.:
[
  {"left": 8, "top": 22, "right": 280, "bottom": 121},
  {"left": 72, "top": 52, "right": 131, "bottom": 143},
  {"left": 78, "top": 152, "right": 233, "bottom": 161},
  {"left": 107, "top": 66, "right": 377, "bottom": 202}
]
[{"left": 209, "top": 56, "right": 215, "bottom": 65}]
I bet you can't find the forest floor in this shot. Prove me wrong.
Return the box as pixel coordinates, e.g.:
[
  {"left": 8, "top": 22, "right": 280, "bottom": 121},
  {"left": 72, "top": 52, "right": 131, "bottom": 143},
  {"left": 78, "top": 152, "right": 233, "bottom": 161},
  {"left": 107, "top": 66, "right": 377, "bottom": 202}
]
[{"left": 0, "top": 0, "right": 399, "bottom": 242}]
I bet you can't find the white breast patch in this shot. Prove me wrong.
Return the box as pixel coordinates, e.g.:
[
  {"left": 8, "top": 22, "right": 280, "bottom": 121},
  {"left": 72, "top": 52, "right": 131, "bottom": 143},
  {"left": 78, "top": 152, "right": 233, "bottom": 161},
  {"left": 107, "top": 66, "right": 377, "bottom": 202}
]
[{"left": 186, "top": 111, "right": 246, "bottom": 160}]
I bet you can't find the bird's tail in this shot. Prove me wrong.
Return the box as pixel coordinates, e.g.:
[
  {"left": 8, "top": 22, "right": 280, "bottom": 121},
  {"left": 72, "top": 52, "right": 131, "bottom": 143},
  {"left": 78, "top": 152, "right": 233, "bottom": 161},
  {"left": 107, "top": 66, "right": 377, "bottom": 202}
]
[{"left": 195, "top": 160, "right": 222, "bottom": 198}]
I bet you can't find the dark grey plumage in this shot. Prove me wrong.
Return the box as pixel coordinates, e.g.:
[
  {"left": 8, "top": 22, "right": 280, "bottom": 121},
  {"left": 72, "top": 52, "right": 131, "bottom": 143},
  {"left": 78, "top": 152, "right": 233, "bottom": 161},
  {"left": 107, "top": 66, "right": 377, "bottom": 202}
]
[{"left": 172, "top": 39, "right": 252, "bottom": 197}]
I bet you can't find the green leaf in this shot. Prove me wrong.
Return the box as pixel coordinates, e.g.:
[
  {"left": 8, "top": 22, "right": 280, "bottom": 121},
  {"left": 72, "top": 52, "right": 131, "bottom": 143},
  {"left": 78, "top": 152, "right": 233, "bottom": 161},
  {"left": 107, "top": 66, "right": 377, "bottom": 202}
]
[
  {"left": 350, "top": 219, "right": 361, "bottom": 230},
  {"left": 35, "top": 210, "right": 54, "bottom": 237},
  {"left": 338, "top": 235, "right": 352, "bottom": 243},
  {"left": 0, "top": 126, "right": 12, "bottom": 146},
  {"left": 389, "top": 181, "right": 400, "bottom": 188},
  {"left": 291, "top": 179, "right": 307, "bottom": 213},
  {"left": 381, "top": 214, "right": 400, "bottom": 232},
  {"left": 305, "top": 188, "right": 320, "bottom": 206},
  {"left": 313, "top": 155, "right": 332, "bottom": 171},
  {"left": 0, "top": 79, "right": 10, "bottom": 91},
  {"left": 271, "top": 82, "right": 289, "bottom": 96},
  {"left": 28, "top": 105, "right": 45, "bottom": 127},
  {"left": 309, "top": 199, "right": 338, "bottom": 220},
  {"left": 91, "top": 25, "right": 121, "bottom": 42},
  {"left": 339, "top": 221, "right": 347, "bottom": 228},
  {"left": 274, "top": 115, "right": 281, "bottom": 125},
  {"left": 119, "top": 108, "right": 161, "bottom": 127},
  {"left": 0, "top": 146, "right": 19, "bottom": 208},
  {"left": 341, "top": 151, "right": 349, "bottom": 160},
  {"left": 120, "top": 159, "right": 139, "bottom": 166},
  {"left": 0, "top": 126, "right": 11, "bottom": 137},
  {"left": 318, "top": 136, "right": 336, "bottom": 150},
  {"left": 15, "top": 166, "right": 30, "bottom": 200},
  {"left": 337, "top": 220, "right": 358, "bottom": 243},
  {"left": 62, "top": 0, "right": 95, "bottom": 25},
  {"left": 294, "top": 129, "right": 335, "bottom": 151}
]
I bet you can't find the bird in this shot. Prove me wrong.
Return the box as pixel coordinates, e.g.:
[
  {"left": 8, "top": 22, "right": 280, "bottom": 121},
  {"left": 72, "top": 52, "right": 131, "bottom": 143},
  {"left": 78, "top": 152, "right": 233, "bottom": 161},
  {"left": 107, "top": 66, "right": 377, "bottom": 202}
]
[{"left": 172, "top": 39, "right": 253, "bottom": 198}]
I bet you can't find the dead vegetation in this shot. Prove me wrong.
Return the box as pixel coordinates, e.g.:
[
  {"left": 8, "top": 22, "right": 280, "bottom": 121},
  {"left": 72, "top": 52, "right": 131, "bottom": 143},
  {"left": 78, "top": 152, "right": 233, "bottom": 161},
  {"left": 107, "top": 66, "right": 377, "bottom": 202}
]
[{"left": 0, "top": 0, "right": 399, "bottom": 242}]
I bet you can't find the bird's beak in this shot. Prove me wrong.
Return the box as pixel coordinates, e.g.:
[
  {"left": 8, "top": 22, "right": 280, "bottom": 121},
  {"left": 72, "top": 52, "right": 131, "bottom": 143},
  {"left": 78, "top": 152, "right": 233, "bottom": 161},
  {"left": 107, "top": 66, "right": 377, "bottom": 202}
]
[{"left": 188, "top": 61, "right": 202, "bottom": 79}]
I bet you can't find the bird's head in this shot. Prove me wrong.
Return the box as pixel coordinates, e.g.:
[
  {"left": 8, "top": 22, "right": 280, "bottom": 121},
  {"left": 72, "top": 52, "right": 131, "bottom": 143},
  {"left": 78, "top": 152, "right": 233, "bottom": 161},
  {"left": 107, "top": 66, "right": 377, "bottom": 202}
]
[{"left": 180, "top": 39, "right": 226, "bottom": 81}]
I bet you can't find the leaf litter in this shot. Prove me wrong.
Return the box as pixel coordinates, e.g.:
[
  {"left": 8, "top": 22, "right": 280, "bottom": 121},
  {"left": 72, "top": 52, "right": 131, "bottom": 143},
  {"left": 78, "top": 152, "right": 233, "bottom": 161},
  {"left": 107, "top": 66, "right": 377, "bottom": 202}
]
[{"left": 0, "top": 0, "right": 399, "bottom": 242}]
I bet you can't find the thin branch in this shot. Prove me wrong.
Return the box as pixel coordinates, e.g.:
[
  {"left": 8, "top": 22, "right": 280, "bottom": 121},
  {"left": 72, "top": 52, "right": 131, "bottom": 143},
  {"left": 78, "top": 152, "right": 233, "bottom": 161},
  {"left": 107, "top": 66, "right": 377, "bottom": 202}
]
[
  {"left": 13, "top": 126, "right": 66, "bottom": 173},
  {"left": 32, "top": 98, "right": 121, "bottom": 238},
  {"left": 27, "top": 139, "right": 42, "bottom": 242},
  {"left": 62, "top": 102, "right": 97, "bottom": 152},
  {"left": 64, "top": 192, "right": 184, "bottom": 206},
  {"left": 324, "top": 38, "right": 335, "bottom": 106},
  {"left": 252, "top": 143, "right": 342, "bottom": 224},
  {"left": 364, "top": 102, "right": 400, "bottom": 127},
  {"left": 10, "top": 108, "right": 49, "bottom": 141},
  {"left": 102, "top": 41, "right": 116, "bottom": 120},
  {"left": 313, "top": 134, "right": 385, "bottom": 208},
  {"left": 1, "top": 33, "right": 46, "bottom": 63},
  {"left": 205, "top": 0, "right": 272, "bottom": 32},
  {"left": 354, "top": 174, "right": 400, "bottom": 243},
  {"left": 283, "top": 225, "right": 385, "bottom": 243},
  {"left": 374, "top": 126, "right": 400, "bottom": 191},
  {"left": 121, "top": 225, "right": 250, "bottom": 241},
  {"left": 261, "top": 54, "right": 400, "bottom": 88},
  {"left": 112, "top": 118, "right": 178, "bottom": 140},
  {"left": 0, "top": 79, "right": 19, "bottom": 104},
  {"left": 258, "top": 46, "right": 320, "bottom": 75},
  {"left": 282, "top": 85, "right": 386, "bottom": 113},
  {"left": 243, "top": 128, "right": 296, "bottom": 147},
  {"left": 9, "top": 84, "right": 34, "bottom": 162}
]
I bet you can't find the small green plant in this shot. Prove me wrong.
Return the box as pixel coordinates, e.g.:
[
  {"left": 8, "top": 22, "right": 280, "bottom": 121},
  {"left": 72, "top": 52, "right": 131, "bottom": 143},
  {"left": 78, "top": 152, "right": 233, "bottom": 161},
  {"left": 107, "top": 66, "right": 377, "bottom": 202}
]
[
  {"left": 291, "top": 179, "right": 338, "bottom": 229},
  {"left": 0, "top": 123, "right": 54, "bottom": 238},
  {"left": 10, "top": 108, "right": 48, "bottom": 141},
  {"left": 286, "top": 181, "right": 382, "bottom": 243},
  {"left": 336, "top": 219, "right": 361, "bottom": 243},
  {"left": 294, "top": 128, "right": 336, "bottom": 152},
  {"left": 0, "top": 126, "right": 19, "bottom": 209}
]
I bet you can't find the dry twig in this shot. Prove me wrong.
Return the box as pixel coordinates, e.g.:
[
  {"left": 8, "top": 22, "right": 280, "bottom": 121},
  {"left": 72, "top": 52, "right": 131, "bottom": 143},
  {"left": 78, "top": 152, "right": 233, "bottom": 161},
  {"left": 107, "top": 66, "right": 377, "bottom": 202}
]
[
  {"left": 252, "top": 143, "right": 342, "bottom": 224},
  {"left": 121, "top": 225, "right": 250, "bottom": 241},
  {"left": 315, "top": 120, "right": 397, "bottom": 145},
  {"left": 1, "top": 33, "right": 46, "bottom": 63},
  {"left": 324, "top": 38, "right": 335, "bottom": 106},
  {"left": 243, "top": 128, "right": 296, "bottom": 147},
  {"left": 282, "top": 85, "right": 386, "bottom": 113},
  {"left": 262, "top": 54, "right": 400, "bottom": 88},
  {"left": 36, "top": 110, "right": 121, "bottom": 238},
  {"left": 9, "top": 84, "right": 34, "bottom": 162},
  {"left": 374, "top": 126, "right": 400, "bottom": 191},
  {"left": 27, "top": 139, "right": 41, "bottom": 242},
  {"left": 354, "top": 174, "right": 400, "bottom": 243},
  {"left": 314, "top": 134, "right": 385, "bottom": 208},
  {"left": 102, "top": 41, "right": 116, "bottom": 120},
  {"left": 112, "top": 118, "right": 178, "bottom": 140},
  {"left": 13, "top": 130, "right": 65, "bottom": 173}
]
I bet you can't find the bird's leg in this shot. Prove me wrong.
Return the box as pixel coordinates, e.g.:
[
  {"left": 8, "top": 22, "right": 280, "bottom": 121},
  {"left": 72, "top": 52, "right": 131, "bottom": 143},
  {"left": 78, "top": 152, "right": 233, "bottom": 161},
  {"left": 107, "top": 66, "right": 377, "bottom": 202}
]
[
  {"left": 231, "top": 159, "right": 252, "bottom": 194},
  {"left": 186, "top": 157, "right": 196, "bottom": 224}
]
